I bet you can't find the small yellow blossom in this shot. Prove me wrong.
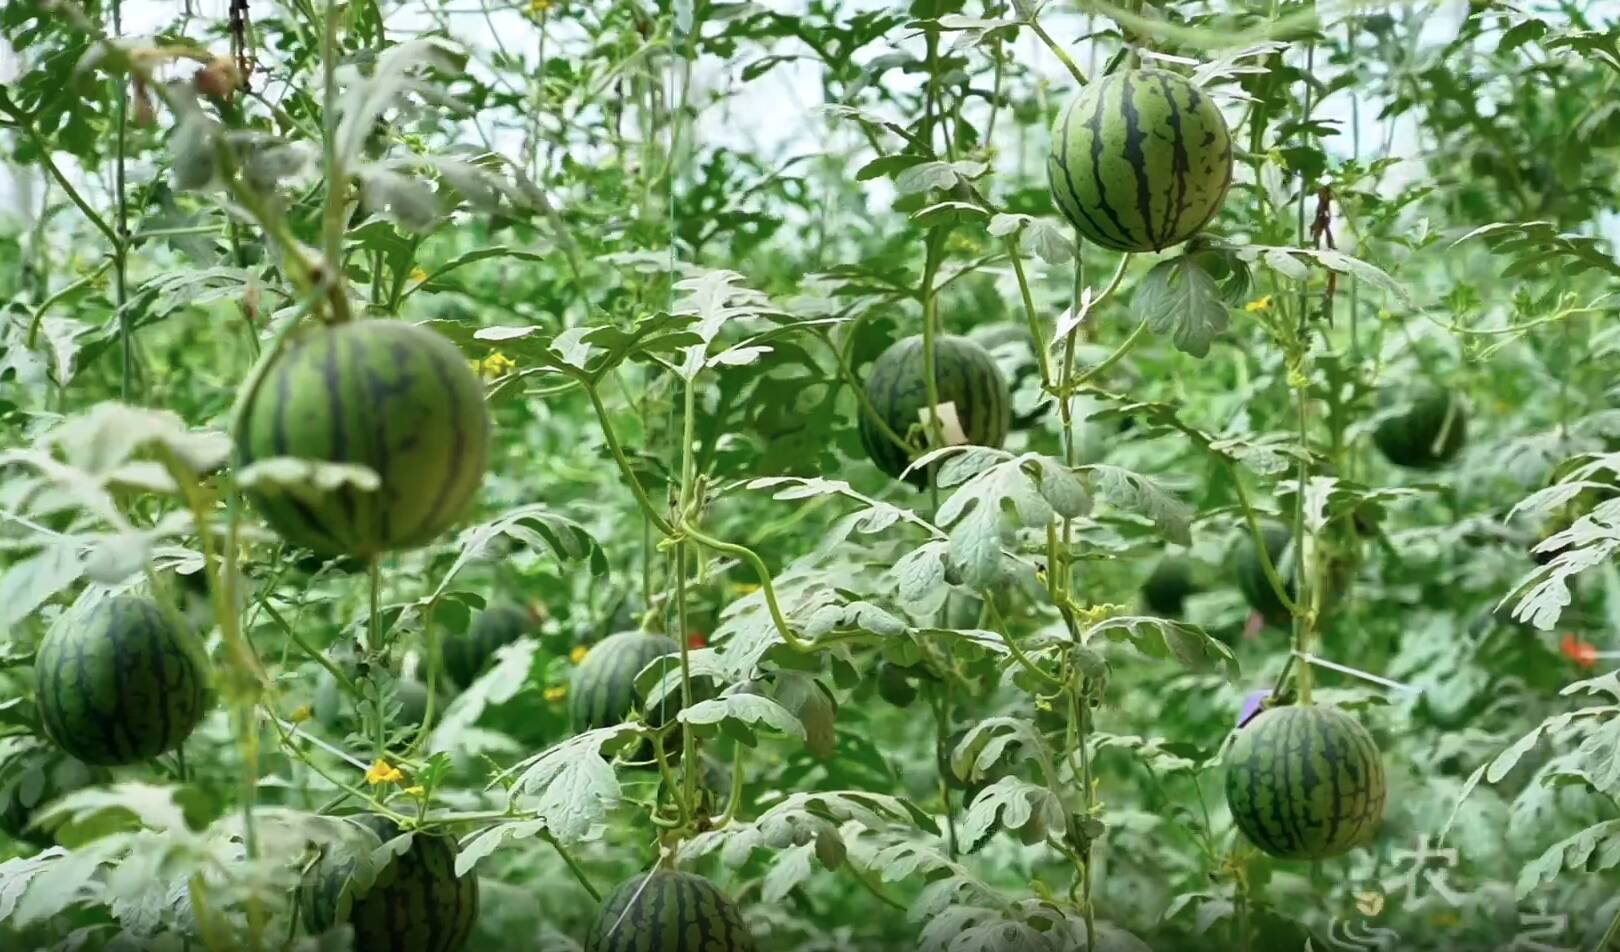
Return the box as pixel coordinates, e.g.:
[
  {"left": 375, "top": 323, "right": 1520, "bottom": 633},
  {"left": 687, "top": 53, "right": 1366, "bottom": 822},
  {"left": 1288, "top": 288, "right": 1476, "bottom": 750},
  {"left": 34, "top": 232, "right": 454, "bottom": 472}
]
[
  {"left": 409, "top": 267, "right": 429, "bottom": 284},
  {"left": 1244, "top": 295, "right": 1274, "bottom": 314},
  {"left": 1354, "top": 890, "right": 1384, "bottom": 917},
  {"left": 403, "top": 785, "right": 425, "bottom": 797},
  {"left": 569, "top": 645, "right": 590, "bottom": 665},
  {"left": 528, "top": 0, "right": 553, "bottom": 16},
  {"left": 733, "top": 582, "right": 761, "bottom": 596},
  {"left": 544, "top": 685, "right": 567, "bottom": 702},
  {"left": 475, "top": 351, "right": 517, "bottom": 381},
  {"left": 365, "top": 759, "right": 405, "bottom": 786},
  {"left": 289, "top": 705, "right": 313, "bottom": 724}
]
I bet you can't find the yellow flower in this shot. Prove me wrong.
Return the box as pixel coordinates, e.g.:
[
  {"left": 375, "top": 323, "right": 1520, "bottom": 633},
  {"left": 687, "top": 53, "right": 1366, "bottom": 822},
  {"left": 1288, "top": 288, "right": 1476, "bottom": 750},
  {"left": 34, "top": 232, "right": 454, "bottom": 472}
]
[
  {"left": 544, "top": 686, "right": 567, "bottom": 702},
  {"left": 409, "top": 267, "right": 429, "bottom": 284},
  {"left": 403, "top": 785, "right": 425, "bottom": 797},
  {"left": 365, "top": 759, "right": 405, "bottom": 786},
  {"left": 1354, "top": 890, "right": 1384, "bottom": 917},
  {"left": 1244, "top": 295, "right": 1273, "bottom": 314},
  {"left": 475, "top": 351, "right": 517, "bottom": 381},
  {"left": 569, "top": 645, "right": 589, "bottom": 665},
  {"left": 733, "top": 582, "right": 760, "bottom": 596},
  {"left": 290, "top": 705, "right": 313, "bottom": 724},
  {"left": 528, "top": 0, "right": 553, "bottom": 16}
]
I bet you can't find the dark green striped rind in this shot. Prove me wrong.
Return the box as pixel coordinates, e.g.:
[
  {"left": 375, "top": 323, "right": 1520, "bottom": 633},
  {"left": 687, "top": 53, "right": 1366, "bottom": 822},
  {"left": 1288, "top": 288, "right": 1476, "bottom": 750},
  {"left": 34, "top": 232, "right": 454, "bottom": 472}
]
[
  {"left": 443, "top": 604, "right": 532, "bottom": 688},
  {"left": 235, "top": 319, "right": 492, "bottom": 559},
  {"left": 569, "top": 631, "right": 681, "bottom": 730},
  {"left": 1224, "top": 706, "right": 1386, "bottom": 860},
  {"left": 584, "top": 870, "right": 756, "bottom": 952},
  {"left": 1233, "top": 524, "right": 1294, "bottom": 625},
  {"left": 1047, "top": 69, "right": 1233, "bottom": 252},
  {"left": 1373, "top": 386, "right": 1467, "bottom": 469},
  {"left": 858, "top": 334, "right": 1010, "bottom": 487},
  {"left": 0, "top": 744, "right": 109, "bottom": 846},
  {"left": 35, "top": 596, "right": 211, "bottom": 766},
  {"left": 303, "top": 817, "right": 478, "bottom": 952}
]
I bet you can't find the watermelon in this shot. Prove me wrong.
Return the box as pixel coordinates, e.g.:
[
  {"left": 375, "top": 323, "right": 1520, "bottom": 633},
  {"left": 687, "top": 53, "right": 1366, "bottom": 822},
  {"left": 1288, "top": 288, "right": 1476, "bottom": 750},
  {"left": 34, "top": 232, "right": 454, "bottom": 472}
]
[
  {"left": 35, "top": 596, "right": 211, "bottom": 766},
  {"left": 302, "top": 816, "right": 478, "bottom": 952},
  {"left": 585, "top": 869, "right": 755, "bottom": 952},
  {"left": 0, "top": 740, "right": 109, "bottom": 847},
  {"left": 859, "top": 334, "right": 1010, "bottom": 487},
  {"left": 1223, "top": 705, "right": 1386, "bottom": 859},
  {"left": 235, "top": 318, "right": 492, "bottom": 558},
  {"left": 1373, "top": 385, "right": 1467, "bottom": 469},
  {"left": 569, "top": 631, "right": 681, "bottom": 731},
  {"left": 876, "top": 662, "right": 919, "bottom": 708},
  {"left": 1233, "top": 524, "right": 1295, "bottom": 625},
  {"left": 1142, "top": 555, "right": 1199, "bottom": 617},
  {"left": 1047, "top": 69, "right": 1233, "bottom": 252},
  {"left": 443, "top": 603, "right": 533, "bottom": 689}
]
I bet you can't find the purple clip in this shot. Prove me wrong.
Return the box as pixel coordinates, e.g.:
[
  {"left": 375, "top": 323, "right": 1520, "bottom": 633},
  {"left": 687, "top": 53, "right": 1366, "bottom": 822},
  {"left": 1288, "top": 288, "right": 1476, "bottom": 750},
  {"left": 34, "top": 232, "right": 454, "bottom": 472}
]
[{"left": 1237, "top": 689, "right": 1272, "bottom": 729}]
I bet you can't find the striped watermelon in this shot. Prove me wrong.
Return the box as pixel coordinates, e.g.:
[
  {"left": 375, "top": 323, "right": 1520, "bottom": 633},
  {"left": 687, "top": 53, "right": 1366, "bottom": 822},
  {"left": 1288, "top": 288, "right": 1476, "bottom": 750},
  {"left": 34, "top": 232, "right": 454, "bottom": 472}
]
[
  {"left": 235, "top": 319, "right": 491, "bottom": 558},
  {"left": 1373, "top": 385, "right": 1467, "bottom": 469},
  {"left": 585, "top": 870, "right": 755, "bottom": 952},
  {"left": 1224, "top": 705, "right": 1386, "bottom": 860},
  {"left": 0, "top": 740, "right": 109, "bottom": 847},
  {"left": 302, "top": 817, "right": 478, "bottom": 952},
  {"left": 859, "top": 335, "right": 1010, "bottom": 487},
  {"left": 443, "top": 603, "right": 533, "bottom": 689},
  {"left": 35, "top": 596, "right": 211, "bottom": 766},
  {"left": 1047, "top": 69, "right": 1233, "bottom": 252},
  {"left": 570, "top": 631, "right": 680, "bottom": 730}
]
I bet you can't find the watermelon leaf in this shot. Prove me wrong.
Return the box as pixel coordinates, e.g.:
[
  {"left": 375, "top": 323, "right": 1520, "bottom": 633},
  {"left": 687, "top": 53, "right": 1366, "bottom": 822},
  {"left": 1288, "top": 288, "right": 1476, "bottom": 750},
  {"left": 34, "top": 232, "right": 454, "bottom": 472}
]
[
  {"left": 960, "top": 776, "right": 1066, "bottom": 851},
  {"left": 1132, "top": 256, "right": 1229, "bottom": 359}
]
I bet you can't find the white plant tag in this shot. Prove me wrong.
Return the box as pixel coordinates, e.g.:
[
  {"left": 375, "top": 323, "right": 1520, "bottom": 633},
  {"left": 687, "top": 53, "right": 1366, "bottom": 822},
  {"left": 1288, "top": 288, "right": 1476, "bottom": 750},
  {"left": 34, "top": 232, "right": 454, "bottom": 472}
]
[{"left": 918, "top": 401, "right": 968, "bottom": 446}]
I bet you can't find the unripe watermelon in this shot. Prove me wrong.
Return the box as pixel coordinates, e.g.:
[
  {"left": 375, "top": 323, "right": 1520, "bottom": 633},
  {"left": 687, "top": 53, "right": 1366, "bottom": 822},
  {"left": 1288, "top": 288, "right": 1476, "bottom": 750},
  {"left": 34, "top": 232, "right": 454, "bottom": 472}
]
[
  {"left": 35, "top": 596, "right": 211, "bottom": 766},
  {"left": 1142, "top": 555, "right": 1199, "bottom": 617},
  {"left": 1224, "top": 705, "right": 1386, "bottom": 859},
  {"left": 302, "top": 816, "right": 478, "bottom": 952},
  {"left": 1233, "top": 524, "right": 1294, "bottom": 625},
  {"left": 0, "top": 741, "right": 109, "bottom": 847},
  {"left": 235, "top": 319, "right": 492, "bottom": 558},
  {"left": 585, "top": 870, "right": 755, "bottom": 952},
  {"left": 859, "top": 335, "right": 1010, "bottom": 487},
  {"left": 443, "top": 603, "right": 533, "bottom": 689},
  {"left": 1373, "top": 386, "right": 1467, "bottom": 469},
  {"left": 569, "top": 631, "right": 680, "bottom": 731},
  {"left": 1048, "top": 69, "right": 1233, "bottom": 252}
]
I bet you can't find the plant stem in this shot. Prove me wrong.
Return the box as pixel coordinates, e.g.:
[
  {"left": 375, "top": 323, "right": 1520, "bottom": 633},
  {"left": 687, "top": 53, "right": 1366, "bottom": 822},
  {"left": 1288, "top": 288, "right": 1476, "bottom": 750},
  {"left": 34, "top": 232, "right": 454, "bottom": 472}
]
[
  {"left": 320, "top": 0, "right": 352, "bottom": 323},
  {"left": 542, "top": 830, "right": 603, "bottom": 901},
  {"left": 1028, "top": 18, "right": 1089, "bottom": 86}
]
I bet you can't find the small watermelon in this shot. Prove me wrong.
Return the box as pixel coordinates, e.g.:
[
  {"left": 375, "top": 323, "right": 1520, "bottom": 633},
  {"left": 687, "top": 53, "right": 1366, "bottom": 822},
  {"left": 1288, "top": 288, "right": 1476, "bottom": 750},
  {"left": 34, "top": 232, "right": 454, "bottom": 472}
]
[
  {"left": 1233, "top": 524, "right": 1295, "bottom": 625},
  {"left": 585, "top": 869, "right": 755, "bottom": 952},
  {"left": 1141, "top": 555, "right": 1199, "bottom": 617},
  {"left": 0, "top": 740, "right": 109, "bottom": 847},
  {"left": 301, "top": 816, "right": 478, "bottom": 952},
  {"left": 1373, "top": 385, "right": 1467, "bottom": 469},
  {"left": 443, "top": 603, "right": 533, "bottom": 689},
  {"left": 569, "top": 631, "right": 681, "bottom": 731},
  {"left": 859, "top": 334, "right": 1010, "bottom": 487},
  {"left": 1048, "top": 69, "right": 1234, "bottom": 252},
  {"left": 1224, "top": 705, "right": 1386, "bottom": 859},
  {"left": 35, "top": 596, "right": 212, "bottom": 766},
  {"left": 235, "top": 318, "right": 492, "bottom": 558}
]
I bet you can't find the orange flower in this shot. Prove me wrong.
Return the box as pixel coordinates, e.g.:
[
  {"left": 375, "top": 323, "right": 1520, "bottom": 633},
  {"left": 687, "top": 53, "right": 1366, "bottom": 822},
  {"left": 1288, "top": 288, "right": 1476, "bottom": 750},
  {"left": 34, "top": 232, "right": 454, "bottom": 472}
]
[
  {"left": 1561, "top": 634, "right": 1598, "bottom": 669},
  {"left": 687, "top": 632, "right": 707, "bottom": 649}
]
